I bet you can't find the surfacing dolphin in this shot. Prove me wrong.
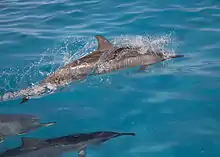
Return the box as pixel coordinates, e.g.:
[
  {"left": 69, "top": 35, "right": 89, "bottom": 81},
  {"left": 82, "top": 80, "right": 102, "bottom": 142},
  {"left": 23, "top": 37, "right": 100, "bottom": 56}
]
[
  {"left": 0, "top": 131, "right": 135, "bottom": 157},
  {"left": 1, "top": 35, "right": 184, "bottom": 104},
  {"left": 0, "top": 114, "right": 56, "bottom": 143}
]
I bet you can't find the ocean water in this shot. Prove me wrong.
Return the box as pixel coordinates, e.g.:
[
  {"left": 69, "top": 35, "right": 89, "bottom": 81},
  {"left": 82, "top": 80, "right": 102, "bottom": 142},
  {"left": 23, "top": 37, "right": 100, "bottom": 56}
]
[{"left": 0, "top": 0, "right": 220, "bottom": 156}]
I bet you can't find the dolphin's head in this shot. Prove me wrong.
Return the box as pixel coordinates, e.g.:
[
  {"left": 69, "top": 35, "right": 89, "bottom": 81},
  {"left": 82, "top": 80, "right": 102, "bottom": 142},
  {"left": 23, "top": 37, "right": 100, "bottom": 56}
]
[{"left": 136, "top": 47, "right": 184, "bottom": 66}]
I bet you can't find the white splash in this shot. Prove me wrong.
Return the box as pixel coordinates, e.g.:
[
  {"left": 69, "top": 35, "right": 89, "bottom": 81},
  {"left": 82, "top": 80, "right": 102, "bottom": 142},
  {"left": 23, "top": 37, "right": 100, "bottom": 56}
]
[{"left": 112, "top": 33, "right": 177, "bottom": 56}]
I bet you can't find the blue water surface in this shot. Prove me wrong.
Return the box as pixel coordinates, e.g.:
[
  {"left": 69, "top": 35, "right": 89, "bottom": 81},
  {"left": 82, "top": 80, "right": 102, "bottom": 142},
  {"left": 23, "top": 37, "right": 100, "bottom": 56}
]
[{"left": 0, "top": 0, "right": 220, "bottom": 156}]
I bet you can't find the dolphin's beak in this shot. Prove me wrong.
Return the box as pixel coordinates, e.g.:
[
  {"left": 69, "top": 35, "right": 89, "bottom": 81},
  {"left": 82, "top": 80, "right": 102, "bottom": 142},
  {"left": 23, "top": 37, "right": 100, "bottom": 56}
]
[
  {"left": 169, "top": 54, "right": 184, "bottom": 59},
  {"left": 162, "top": 54, "right": 184, "bottom": 62},
  {"left": 113, "top": 132, "right": 136, "bottom": 138}
]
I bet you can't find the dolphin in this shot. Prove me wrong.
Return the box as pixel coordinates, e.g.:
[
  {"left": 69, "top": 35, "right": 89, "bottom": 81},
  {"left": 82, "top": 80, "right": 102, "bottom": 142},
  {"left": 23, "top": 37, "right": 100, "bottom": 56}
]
[
  {"left": 0, "top": 131, "right": 135, "bottom": 157},
  {"left": 1, "top": 35, "right": 184, "bottom": 104},
  {"left": 0, "top": 114, "right": 56, "bottom": 143}
]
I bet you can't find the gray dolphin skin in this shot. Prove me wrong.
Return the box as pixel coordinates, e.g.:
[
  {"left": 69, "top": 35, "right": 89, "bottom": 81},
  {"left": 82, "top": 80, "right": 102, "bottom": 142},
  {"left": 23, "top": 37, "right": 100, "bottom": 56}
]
[
  {"left": 0, "top": 114, "right": 56, "bottom": 143},
  {"left": 1, "top": 35, "right": 184, "bottom": 104},
  {"left": 0, "top": 131, "right": 135, "bottom": 157}
]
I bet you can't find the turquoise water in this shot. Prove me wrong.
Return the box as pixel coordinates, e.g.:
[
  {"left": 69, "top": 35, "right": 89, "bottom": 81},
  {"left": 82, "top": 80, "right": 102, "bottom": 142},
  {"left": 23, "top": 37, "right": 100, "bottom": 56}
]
[{"left": 0, "top": 0, "right": 220, "bottom": 156}]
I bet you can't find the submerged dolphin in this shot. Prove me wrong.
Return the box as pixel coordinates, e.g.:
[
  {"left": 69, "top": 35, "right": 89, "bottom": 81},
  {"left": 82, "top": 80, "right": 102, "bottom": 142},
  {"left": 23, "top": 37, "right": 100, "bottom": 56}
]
[
  {"left": 0, "top": 131, "right": 135, "bottom": 157},
  {"left": 0, "top": 114, "right": 56, "bottom": 143},
  {"left": 1, "top": 35, "right": 184, "bottom": 104}
]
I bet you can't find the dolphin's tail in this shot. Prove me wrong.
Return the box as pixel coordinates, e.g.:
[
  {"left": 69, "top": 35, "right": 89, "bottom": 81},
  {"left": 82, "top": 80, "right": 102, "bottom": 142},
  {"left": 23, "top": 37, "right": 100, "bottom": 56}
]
[
  {"left": 0, "top": 91, "right": 29, "bottom": 104},
  {"left": 0, "top": 84, "right": 48, "bottom": 104},
  {"left": 0, "top": 91, "right": 19, "bottom": 103}
]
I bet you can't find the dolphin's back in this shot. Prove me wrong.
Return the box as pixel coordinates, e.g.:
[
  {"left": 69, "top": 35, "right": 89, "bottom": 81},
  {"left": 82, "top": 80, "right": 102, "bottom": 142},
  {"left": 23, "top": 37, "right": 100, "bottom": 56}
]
[
  {"left": 40, "top": 50, "right": 106, "bottom": 86},
  {"left": 45, "top": 133, "right": 95, "bottom": 146}
]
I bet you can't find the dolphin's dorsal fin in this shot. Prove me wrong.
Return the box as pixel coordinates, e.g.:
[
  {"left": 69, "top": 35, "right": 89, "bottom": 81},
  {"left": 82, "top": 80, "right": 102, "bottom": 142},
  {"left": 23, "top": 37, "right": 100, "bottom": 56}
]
[
  {"left": 95, "top": 35, "right": 113, "bottom": 51},
  {"left": 21, "top": 137, "right": 46, "bottom": 149}
]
